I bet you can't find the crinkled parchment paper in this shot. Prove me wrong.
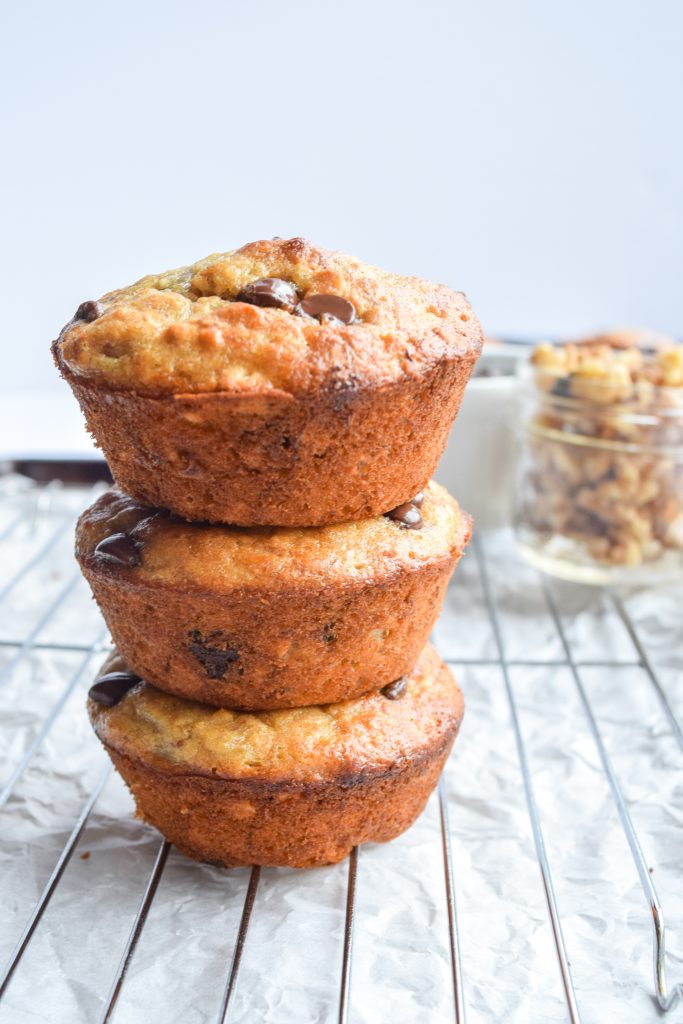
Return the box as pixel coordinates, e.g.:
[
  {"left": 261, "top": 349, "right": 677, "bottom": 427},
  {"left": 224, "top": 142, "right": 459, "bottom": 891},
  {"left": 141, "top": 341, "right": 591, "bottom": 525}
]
[{"left": 0, "top": 477, "right": 681, "bottom": 1023}]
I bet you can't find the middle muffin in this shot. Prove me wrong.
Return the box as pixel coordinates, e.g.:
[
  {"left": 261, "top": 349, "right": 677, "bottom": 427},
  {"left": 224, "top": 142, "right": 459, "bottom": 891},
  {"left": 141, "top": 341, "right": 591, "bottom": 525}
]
[{"left": 76, "top": 481, "right": 470, "bottom": 709}]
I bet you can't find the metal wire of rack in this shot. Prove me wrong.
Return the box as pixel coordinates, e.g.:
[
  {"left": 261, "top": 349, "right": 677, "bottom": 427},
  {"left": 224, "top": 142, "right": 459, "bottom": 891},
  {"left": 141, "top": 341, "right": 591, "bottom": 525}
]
[{"left": 0, "top": 477, "right": 681, "bottom": 1024}]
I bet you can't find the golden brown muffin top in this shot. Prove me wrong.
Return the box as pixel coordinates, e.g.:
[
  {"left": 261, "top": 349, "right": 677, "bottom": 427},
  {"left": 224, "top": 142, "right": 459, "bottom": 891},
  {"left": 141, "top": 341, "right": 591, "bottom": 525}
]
[
  {"left": 76, "top": 481, "right": 470, "bottom": 591},
  {"left": 89, "top": 645, "right": 462, "bottom": 783},
  {"left": 55, "top": 238, "right": 482, "bottom": 396}
]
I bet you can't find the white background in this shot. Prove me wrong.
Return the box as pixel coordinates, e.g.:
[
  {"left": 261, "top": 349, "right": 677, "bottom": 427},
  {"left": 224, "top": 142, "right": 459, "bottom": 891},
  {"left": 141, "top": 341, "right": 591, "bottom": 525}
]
[{"left": 2, "top": 0, "right": 682, "bottom": 408}]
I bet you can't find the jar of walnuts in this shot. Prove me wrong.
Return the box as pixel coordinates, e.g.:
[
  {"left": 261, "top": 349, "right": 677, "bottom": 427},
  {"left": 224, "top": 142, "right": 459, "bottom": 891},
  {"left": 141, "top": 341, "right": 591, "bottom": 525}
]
[{"left": 515, "top": 331, "right": 683, "bottom": 584}]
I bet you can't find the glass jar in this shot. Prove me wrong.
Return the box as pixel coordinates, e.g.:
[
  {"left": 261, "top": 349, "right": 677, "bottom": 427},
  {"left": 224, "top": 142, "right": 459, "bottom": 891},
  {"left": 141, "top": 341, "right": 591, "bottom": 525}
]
[{"left": 514, "top": 353, "right": 683, "bottom": 585}]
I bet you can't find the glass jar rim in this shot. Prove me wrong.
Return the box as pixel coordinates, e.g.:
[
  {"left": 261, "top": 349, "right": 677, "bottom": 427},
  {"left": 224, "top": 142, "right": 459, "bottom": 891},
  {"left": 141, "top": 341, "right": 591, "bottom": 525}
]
[{"left": 523, "top": 417, "right": 683, "bottom": 458}]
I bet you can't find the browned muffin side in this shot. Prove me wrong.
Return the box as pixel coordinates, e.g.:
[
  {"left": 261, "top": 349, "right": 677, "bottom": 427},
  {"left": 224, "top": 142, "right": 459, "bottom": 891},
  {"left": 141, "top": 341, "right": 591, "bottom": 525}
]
[
  {"left": 88, "top": 644, "right": 463, "bottom": 868},
  {"left": 54, "top": 238, "right": 482, "bottom": 526},
  {"left": 76, "top": 482, "right": 470, "bottom": 709}
]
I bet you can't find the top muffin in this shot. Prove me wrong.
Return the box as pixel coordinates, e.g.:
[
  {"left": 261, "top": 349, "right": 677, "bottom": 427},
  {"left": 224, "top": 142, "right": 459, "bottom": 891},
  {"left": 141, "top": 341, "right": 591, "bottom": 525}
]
[
  {"left": 56, "top": 237, "right": 480, "bottom": 396},
  {"left": 54, "top": 238, "right": 481, "bottom": 526}
]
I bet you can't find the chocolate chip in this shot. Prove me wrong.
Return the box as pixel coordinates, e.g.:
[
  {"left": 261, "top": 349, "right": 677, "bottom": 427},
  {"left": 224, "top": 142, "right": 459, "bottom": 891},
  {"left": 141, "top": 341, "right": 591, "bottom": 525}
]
[
  {"left": 551, "top": 376, "right": 573, "bottom": 398},
  {"left": 88, "top": 671, "right": 141, "bottom": 707},
  {"left": 296, "top": 294, "right": 356, "bottom": 325},
  {"left": 322, "top": 622, "right": 337, "bottom": 645},
  {"left": 385, "top": 502, "right": 423, "bottom": 529},
  {"left": 187, "top": 630, "right": 240, "bottom": 680},
  {"left": 236, "top": 278, "right": 299, "bottom": 312},
  {"left": 381, "top": 676, "right": 407, "bottom": 700},
  {"left": 412, "top": 492, "right": 425, "bottom": 507},
  {"left": 57, "top": 299, "right": 104, "bottom": 339},
  {"left": 75, "top": 300, "right": 104, "bottom": 323},
  {"left": 94, "top": 532, "right": 142, "bottom": 567}
]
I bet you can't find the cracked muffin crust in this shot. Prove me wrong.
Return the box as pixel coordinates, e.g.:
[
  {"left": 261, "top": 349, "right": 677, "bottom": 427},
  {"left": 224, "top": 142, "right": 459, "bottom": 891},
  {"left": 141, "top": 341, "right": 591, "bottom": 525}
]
[
  {"left": 76, "top": 481, "right": 471, "bottom": 709},
  {"left": 88, "top": 644, "right": 464, "bottom": 867},
  {"left": 54, "top": 237, "right": 482, "bottom": 526}
]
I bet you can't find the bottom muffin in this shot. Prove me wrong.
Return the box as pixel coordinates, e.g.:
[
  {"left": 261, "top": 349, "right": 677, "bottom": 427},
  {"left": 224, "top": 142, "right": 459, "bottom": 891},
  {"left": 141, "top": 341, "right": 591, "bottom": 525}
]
[{"left": 88, "top": 644, "right": 463, "bottom": 868}]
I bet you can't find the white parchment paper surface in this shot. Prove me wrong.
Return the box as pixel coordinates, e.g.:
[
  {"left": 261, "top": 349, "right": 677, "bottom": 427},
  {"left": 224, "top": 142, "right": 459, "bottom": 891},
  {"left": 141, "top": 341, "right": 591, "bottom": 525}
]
[{"left": 0, "top": 479, "right": 681, "bottom": 1023}]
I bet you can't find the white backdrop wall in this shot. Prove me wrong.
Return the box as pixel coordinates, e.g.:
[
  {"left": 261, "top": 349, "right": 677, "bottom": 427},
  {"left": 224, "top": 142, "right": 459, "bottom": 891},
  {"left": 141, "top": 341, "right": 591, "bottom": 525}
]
[{"left": 2, "top": 0, "right": 682, "bottom": 393}]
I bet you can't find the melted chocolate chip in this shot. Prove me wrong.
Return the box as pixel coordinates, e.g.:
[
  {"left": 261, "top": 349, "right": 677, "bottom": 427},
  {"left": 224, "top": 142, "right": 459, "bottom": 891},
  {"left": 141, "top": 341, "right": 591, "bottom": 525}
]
[
  {"left": 412, "top": 492, "right": 425, "bottom": 507},
  {"left": 75, "top": 300, "right": 104, "bottom": 323},
  {"left": 385, "top": 502, "right": 423, "bottom": 529},
  {"left": 236, "top": 277, "right": 299, "bottom": 312},
  {"left": 88, "top": 671, "right": 141, "bottom": 707},
  {"left": 296, "top": 294, "right": 356, "bottom": 325},
  {"left": 128, "top": 514, "right": 163, "bottom": 542},
  {"left": 94, "top": 532, "right": 142, "bottom": 567},
  {"left": 187, "top": 630, "right": 240, "bottom": 680},
  {"left": 381, "top": 676, "right": 407, "bottom": 700}
]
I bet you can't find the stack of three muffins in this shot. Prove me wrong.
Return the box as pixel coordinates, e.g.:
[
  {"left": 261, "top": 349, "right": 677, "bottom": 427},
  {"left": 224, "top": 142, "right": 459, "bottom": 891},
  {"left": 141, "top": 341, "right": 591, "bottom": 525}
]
[{"left": 55, "top": 238, "right": 482, "bottom": 868}]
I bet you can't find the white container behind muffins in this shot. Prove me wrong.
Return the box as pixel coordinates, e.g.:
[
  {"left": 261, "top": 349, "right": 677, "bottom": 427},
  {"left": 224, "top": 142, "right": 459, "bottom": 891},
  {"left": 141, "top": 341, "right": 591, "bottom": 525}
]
[{"left": 436, "top": 342, "right": 525, "bottom": 529}]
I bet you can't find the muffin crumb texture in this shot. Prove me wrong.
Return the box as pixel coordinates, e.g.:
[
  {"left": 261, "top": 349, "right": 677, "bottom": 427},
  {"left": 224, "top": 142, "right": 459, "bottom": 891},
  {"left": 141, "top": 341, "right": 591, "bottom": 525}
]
[
  {"left": 54, "top": 238, "right": 482, "bottom": 525},
  {"left": 88, "top": 646, "right": 463, "bottom": 867},
  {"left": 76, "top": 482, "right": 470, "bottom": 708},
  {"left": 76, "top": 481, "right": 464, "bottom": 590},
  {"left": 89, "top": 644, "right": 461, "bottom": 782},
  {"left": 57, "top": 237, "right": 481, "bottom": 396}
]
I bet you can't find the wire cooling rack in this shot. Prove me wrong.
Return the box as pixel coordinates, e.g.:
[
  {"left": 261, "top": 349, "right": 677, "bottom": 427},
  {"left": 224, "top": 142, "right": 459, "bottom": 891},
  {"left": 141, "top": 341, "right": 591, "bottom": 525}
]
[{"left": 0, "top": 474, "right": 681, "bottom": 1024}]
